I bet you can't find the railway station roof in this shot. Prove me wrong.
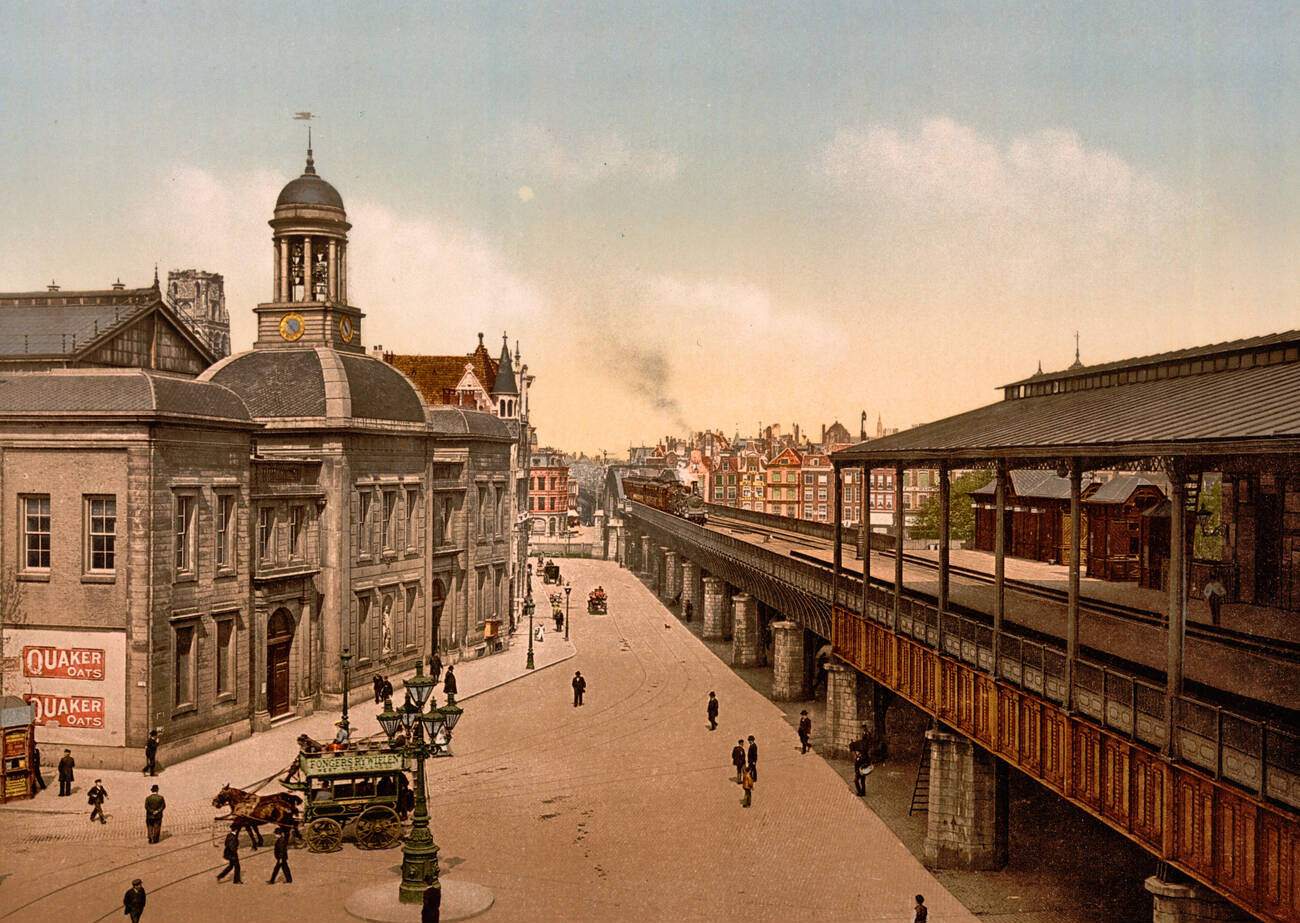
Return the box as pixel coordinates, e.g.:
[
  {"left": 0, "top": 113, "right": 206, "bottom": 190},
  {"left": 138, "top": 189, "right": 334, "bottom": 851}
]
[{"left": 833, "top": 329, "right": 1300, "bottom": 465}]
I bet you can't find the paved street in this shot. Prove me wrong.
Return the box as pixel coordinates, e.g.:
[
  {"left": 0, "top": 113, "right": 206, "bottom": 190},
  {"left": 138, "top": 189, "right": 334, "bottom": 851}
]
[{"left": 1, "top": 559, "right": 973, "bottom": 922}]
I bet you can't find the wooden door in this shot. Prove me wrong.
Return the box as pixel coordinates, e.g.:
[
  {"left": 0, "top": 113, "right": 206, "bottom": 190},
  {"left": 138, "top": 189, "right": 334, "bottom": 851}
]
[{"left": 268, "top": 643, "right": 291, "bottom": 717}]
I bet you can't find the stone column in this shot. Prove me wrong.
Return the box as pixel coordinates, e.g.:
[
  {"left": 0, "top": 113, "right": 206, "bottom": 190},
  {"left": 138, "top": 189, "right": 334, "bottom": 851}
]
[
  {"left": 1144, "top": 876, "right": 1249, "bottom": 923},
  {"left": 924, "top": 730, "right": 1008, "bottom": 871},
  {"left": 825, "top": 662, "right": 875, "bottom": 758},
  {"left": 681, "top": 560, "right": 701, "bottom": 620},
  {"left": 328, "top": 238, "right": 338, "bottom": 302},
  {"left": 731, "top": 593, "right": 761, "bottom": 666},
  {"left": 662, "top": 549, "right": 679, "bottom": 601},
  {"left": 303, "top": 236, "right": 313, "bottom": 302},
  {"left": 702, "top": 577, "right": 727, "bottom": 641},
  {"left": 278, "top": 237, "right": 289, "bottom": 301},
  {"left": 640, "top": 535, "right": 652, "bottom": 576},
  {"left": 771, "top": 620, "right": 808, "bottom": 701}
]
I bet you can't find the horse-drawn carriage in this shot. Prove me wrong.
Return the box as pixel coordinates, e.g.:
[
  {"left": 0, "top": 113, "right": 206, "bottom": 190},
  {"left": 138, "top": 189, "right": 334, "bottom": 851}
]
[
  {"left": 280, "top": 740, "right": 408, "bottom": 853},
  {"left": 588, "top": 586, "right": 607, "bottom": 615},
  {"left": 542, "top": 559, "right": 561, "bottom": 585}
]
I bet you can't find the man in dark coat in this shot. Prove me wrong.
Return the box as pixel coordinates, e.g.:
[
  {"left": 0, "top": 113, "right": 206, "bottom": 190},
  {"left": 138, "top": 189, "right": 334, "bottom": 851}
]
[
  {"left": 88, "top": 779, "right": 108, "bottom": 824},
  {"left": 373, "top": 675, "right": 384, "bottom": 705},
  {"left": 268, "top": 826, "right": 292, "bottom": 884},
  {"left": 380, "top": 677, "right": 394, "bottom": 702},
  {"left": 443, "top": 665, "right": 457, "bottom": 702},
  {"left": 144, "top": 785, "right": 165, "bottom": 843},
  {"left": 706, "top": 692, "right": 719, "bottom": 731},
  {"left": 571, "top": 671, "right": 586, "bottom": 707},
  {"left": 422, "top": 880, "right": 442, "bottom": 923},
  {"left": 123, "top": 879, "right": 146, "bottom": 923},
  {"left": 747, "top": 736, "right": 758, "bottom": 782},
  {"left": 142, "top": 730, "right": 160, "bottom": 776},
  {"left": 57, "top": 749, "right": 75, "bottom": 797},
  {"left": 30, "top": 743, "right": 46, "bottom": 792},
  {"left": 798, "top": 710, "right": 813, "bottom": 754},
  {"left": 731, "top": 740, "right": 746, "bottom": 783},
  {"left": 913, "top": 894, "right": 928, "bottom": 923},
  {"left": 429, "top": 652, "right": 443, "bottom": 683},
  {"left": 853, "top": 750, "right": 873, "bottom": 796},
  {"left": 217, "top": 826, "right": 243, "bottom": 883}
]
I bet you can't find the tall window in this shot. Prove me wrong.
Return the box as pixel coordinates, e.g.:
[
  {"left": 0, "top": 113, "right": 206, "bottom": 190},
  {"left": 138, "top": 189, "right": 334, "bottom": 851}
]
[
  {"left": 258, "top": 507, "right": 274, "bottom": 564},
  {"left": 405, "top": 585, "right": 417, "bottom": 649},
  {"left": 358, "top": 490, "right": 373, "bottom": 555},
  {"left": 478, "top": 486, "right": 490, "bottom": 536},
  {"left": 174, "top": 625, "right": 194, "bottom": 708},
  {"left": 289, "top": 505, "right": 305, "bottom": 559},
  {"left": 358, "top": 595, "right": 371, "bottom": 661},
  {"left": 496, "top": 487, "right": 507, "bottom": 535},
  {"left": 23, "top": 495, "right": 51, "bottom": 571},
  {"left": 174, "top": 494, "right": 194, "bottom": 574},
  {"left": 406, "top": 490, "right": 419, "bottom": 551},
  {"left": 440, "top": 499, "right": 453, "bottom": 546},
  {"left": 215, "top": 617, "right": 234, "bottom": 697},
  {"left": 216, "top": 494, "right": 234, "bottom": 569},
  {"left": 85, "top": 496, "right": 116, "bottom": 573},
  {"left": 382, "top": 490, "right": 397, "bottom": 550},
  {"left": 432, "top": 497, "right": 444, "bottom": 546},
  {"left": 476, "top": 569, "right": 486, "bottom": 624}
]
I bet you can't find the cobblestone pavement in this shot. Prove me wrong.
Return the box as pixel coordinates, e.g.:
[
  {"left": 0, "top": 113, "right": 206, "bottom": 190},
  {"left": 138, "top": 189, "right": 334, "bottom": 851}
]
[{"left": 0, "top": 559, "right": 974, "bottom": 922}]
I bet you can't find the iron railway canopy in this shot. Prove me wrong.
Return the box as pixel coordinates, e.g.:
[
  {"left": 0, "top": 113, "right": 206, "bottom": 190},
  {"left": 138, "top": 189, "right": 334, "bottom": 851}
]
[{"left": 832, "top": 329, "right": 1300, "bottom": 465}]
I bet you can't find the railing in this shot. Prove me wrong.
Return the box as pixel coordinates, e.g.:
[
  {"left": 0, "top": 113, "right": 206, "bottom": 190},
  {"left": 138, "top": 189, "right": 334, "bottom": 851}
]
[
  {"left": 703, "top": 501, "right": 837, "bottom": 543},
  {"left": 529, "top": 542, "right": 596, "bottom": 558}
]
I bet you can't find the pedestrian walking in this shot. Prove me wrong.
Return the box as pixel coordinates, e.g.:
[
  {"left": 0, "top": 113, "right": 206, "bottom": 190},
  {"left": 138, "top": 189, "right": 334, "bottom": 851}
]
[
  {"left": 572, "top": 670, "right": 586, "bottom": 707},
  {"left": 731, "top": 740, "right": 746, "bottom": 782},
  {"left": 747, "top": 736, "right": 759, "bottom": 782},
  {"left": 57, "top": 748, "right": 75, "bottom": 797},
  {"left": 144, "top": 785, "right": 165, "bottom": 843},
  {"left": 380, "top": 676, "right": 394, "bottom": 702},
  {"left": 429, "top": 652, "right": 443, "bottom": 683},
  {"left": 1204, "top": 577, "right": 1227, "bottom": 626},
  {"left": 422, "top": 880, "right": 442, "bottom": 923},
  {"left": 122, "top": 879, "right": 146, "bottom": 923},
  {"left": 741, "top": 766, "right": 754, "bottom": 808},
  {"left": 217, "top": 826, "right": 243, "bottom": 884},
  {"left": 142, "top": 729, "right": 160, "bottom": 776},
  {"left": 553, "top": 608, "right": 563, "bottom": 633},
  {"left": 853, "top": 750, "right": 874, "bottom": 796},
  {"left": 443, "top": 665, "right": 457, "bottom": 702},
  {"left": 30, "top": 743, "right": 46, "bottom": 792},
  {"left": 684, "top": 600, "right": 693, "bottom": 622},
  {"left": 268, "top": 826, "right": 293, "bottom": 884},
  {"left": 88, "top": 779, "right": 108, "bottom": 824},
  {"left": 706, "top": 692, "right": 719, "bottom": 731},
  {"left": 373, "top": 675, "right": 384, "bottom": 705},
  {"left": 913, "top": 894, "right": 928, "bottom": 923},
  {"left": 798, "top": 710, "right": 812, "bottom": 754}
]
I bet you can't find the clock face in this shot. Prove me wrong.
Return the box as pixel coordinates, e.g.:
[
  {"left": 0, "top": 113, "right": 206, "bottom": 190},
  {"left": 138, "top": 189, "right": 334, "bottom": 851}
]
[
  {"left": 338, "top": 315, "right": 355, "bottom": 343},
  {"left": 279, "top": 312, "right": 305, "bottom": 341}
]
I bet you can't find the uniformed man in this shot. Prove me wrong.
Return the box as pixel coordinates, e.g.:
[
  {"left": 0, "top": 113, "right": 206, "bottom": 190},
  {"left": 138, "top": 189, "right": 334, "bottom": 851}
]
[
  {"left": 122, "top": 879, "right": 146, "bottom": 923},
  {"left": 267, "top": 826, "right": 292, "bottom": 884},
  {"left": 142, "top": 730, "right": 160, "bottom": 776},
  {"left": 144, "top": 785, "right": 165, "bottom": 843},
  {"left": 88, "top": 779, "right": 108, "bottom": 824},
  {"left": 731, "top": 740, "right": 746, "bottom": 783},
  {"left": 57, "top": 749, "right": 75, "bottom": 797},
  {"left": 216, "top": 826, "right": 243, "bottom": 884},
  {"left": 571, "top": 670, "right": 586, "bottom": 707},
  {"left": 747, "top": 736, "right": 759, "bottom": 782},
  {"left": 706, "top": 692, "right": 719, "bottom": 731},
  {"left": 798, "top": 710, "right": 813, "bottom": 754}
]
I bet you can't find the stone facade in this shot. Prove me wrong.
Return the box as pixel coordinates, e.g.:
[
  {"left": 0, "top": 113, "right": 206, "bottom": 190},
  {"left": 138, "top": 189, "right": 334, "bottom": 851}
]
[
  {"left": 923, "top": 730, "right": 1008, "bottom": 871},
  {"left": 662, "top": 549, "right": 680, "bottom": 601},
  {"left": 681, "top": 560, "right": 700, "bottom": 620},
  {"left": 1145, "top": 876, "right": 1250, "bottom": 923},
  {"left": 731, "top": 593, "right": 761, "bottom": 666},
  {"left": 770, "top": 620, "right": 808, "bottom": 700},
  {"left": 824, "top": 662, "right": 875, "bottom": 757},
  {"left": 702, "top": 576, "right": 728, "bottom": 641}
]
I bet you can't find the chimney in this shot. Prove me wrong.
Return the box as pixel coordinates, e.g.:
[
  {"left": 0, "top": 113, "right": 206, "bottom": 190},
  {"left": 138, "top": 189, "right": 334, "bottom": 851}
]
[
  {"left": 47, "top": 280, "right": 59, "bottom": 292},
  {"left": 821, "top": 423, "right": 826, "bottom": 445},
  {"left": 111, "top": 278, "right": 125, "bottom": 291}
]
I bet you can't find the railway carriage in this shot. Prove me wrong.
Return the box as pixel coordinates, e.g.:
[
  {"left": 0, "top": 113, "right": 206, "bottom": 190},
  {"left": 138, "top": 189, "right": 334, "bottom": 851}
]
[{"left": 624, "top": 473, "right": 708, "bottom": 524}]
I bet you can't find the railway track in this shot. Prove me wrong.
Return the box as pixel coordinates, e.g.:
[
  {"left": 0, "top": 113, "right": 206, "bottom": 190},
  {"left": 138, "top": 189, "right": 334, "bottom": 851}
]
[{"left": 708, "top": 512, "right": 1300, "bottom": 664}]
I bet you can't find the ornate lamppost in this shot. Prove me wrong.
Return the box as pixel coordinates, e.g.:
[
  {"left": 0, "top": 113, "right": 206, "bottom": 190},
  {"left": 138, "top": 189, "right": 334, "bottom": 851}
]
[
  {"left": 525, "top": 594, "right": 536, "bottom": 670},
  {"left": 340, "top": 647, "right": 353, "bottom": 735},
  {"left": 376, "top": 663, "right": 464, "bottom": 904},
  {"left": 564, "top": 581, "right": 572, "bottom": 642}
]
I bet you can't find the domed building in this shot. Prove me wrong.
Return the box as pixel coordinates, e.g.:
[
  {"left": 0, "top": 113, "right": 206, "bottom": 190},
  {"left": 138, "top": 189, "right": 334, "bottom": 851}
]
[{"left": 0, "top": 144, "right": 532, "bottom": 770}]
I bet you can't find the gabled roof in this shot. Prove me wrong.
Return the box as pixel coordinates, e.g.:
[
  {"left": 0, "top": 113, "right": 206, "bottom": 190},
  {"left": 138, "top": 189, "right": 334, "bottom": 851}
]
[
  {"left": 1084, "top": 474, "right": 1166, "bottom": 505},
  {"left": 970, "top": 469, "right": 1077, "bottom": 500},
  {"left": 385, "top": 334, "right": 502, "bottom": 408}
]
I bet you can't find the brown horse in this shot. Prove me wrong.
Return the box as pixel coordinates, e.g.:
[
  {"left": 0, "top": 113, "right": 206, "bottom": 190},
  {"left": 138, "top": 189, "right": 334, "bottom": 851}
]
[{"left": 213, "top": 784, "right": 301, "bottom": 847}]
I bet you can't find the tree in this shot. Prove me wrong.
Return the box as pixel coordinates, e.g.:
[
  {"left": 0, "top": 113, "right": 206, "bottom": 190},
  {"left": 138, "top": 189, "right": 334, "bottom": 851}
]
[
  {"left": 1194, "top": 476, "right": 1223, "bottom": 562},
  {"left": 911, "top": 470, "right": 991, "bottom": 543},
  {"left": 0, "top": 563, "right": 26, "bottom": 698}
]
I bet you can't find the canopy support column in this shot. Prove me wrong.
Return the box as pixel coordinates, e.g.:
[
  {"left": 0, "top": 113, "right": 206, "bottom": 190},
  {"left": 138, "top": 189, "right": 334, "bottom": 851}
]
[
  {"left": 993, "top": 460, "right": 1007, "bottom": 676},
  {"left": 832, "top": 463, "right": 843, "bottom": 612},
  {"left": 938, "top": 461, "right": 950, "bottom": 654},
  {"left": 861, "top": 464, "right": 871, "bottom": 616},
  {"left": 1166, "top": 470, "right": 1187, "bottom": 755},
  {"left": 893, "top": 463, "right": 904, "bottom": 633},
  {"left": 1067, "top": 457, "right": 1082, "bottom": 711}
]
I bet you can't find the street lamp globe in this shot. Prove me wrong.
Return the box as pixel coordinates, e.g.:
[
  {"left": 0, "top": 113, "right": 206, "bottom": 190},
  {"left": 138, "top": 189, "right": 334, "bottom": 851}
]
[
  {"left": 406, "top": 663, "right": 436, "bottom": 709},
  {"left": 439, "top": 700, "right": 464, "bottom": 733},
  {"left": 565, "top": 581, "right": 571, "bottom": 598},
  {"left": 340, "top": 648, "right": 353, "bottom": 670},
  {"left": 376, "top": 703, "right": 403, "bottom": 741},
  {"left": 420, "top": 709, "right": 447, "bottom": 742}
]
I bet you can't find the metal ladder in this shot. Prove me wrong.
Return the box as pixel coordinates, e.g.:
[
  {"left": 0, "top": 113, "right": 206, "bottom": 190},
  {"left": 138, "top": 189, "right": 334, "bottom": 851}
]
[{"left": 908, "top": 742, "right": 931, "bottom": 816}]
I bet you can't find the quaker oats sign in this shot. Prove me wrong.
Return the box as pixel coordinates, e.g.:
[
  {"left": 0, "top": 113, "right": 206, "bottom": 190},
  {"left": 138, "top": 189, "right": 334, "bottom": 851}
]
[{"left": 10, "top": 628, "right": 125, "bottom": 746}]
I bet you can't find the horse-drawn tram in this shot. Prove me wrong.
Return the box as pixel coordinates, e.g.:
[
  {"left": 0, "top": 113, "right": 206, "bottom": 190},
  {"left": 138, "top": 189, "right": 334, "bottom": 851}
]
[{"left": 282, "top": 740, "right": 408, "bottom": 852}]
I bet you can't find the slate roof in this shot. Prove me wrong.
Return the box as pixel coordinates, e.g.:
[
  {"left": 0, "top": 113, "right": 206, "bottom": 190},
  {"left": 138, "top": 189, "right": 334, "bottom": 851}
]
[
  {"left": 833, "top": 343, "right": 1300, "bottom": 463},
  {"left": 0, "top": 369, "right": 252, "bottom": 423},
  {"left": 970, "top": 469, "right": 1076, "bottom": 500},
  {"left": 1084, "top": 474, "right": 1166, "bottom": 505},
  {"left": 386, "top": 354, "right": 478, "bottom": 405},
  {"left": 426, "top": 407, "right": 512, "bottom": 438},
  {"left": 340, "top": 354, "right": 425, "bottom": 422},
  {"left": 492, "top": 339, "right": 518, "bottom": 395}
]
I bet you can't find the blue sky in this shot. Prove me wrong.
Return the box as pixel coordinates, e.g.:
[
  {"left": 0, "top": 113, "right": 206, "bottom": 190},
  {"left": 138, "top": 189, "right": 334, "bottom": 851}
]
[{"left": 2, "top": 2, "right": 1298, "bottom": 450}]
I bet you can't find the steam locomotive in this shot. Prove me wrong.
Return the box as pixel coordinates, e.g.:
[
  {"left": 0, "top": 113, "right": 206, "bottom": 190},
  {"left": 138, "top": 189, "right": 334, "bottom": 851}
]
[{"left": 623, "top": 473, "right": 708, "bottom": 524}]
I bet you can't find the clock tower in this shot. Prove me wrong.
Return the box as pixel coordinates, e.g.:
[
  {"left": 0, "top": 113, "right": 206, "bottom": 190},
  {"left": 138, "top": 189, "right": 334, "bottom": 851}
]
[{"left": 253, "top": 140, "right": 364, "bottom": 352}]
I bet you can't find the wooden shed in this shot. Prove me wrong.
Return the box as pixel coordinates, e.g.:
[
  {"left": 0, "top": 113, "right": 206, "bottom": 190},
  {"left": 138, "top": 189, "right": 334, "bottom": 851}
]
[
  {"left": 971, "top": 470, "right": 1089, "bottom": 565},
  {"left": 1084, "top": 475, "right": 1167, "bottom": 581}
]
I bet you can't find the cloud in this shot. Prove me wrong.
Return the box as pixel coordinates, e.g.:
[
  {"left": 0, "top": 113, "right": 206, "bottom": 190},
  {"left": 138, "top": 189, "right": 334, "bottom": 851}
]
[
  {"left": 492, "top": 124, "right": 681, "bottom": 186},
  {"left": 817, "top": 117, "right": 1185, "bottom": 275}
]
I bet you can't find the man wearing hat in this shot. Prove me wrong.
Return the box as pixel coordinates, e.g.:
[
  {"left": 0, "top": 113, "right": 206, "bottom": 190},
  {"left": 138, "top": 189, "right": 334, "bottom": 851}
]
[
  {"left": 144, "top": 785, "right": 165, "bottom": 843},
  {"left": 798, "top": 710, "right": 813, "bottom": 754},
  {"left": 706, "top": 692, "right": 719, "bottom": 731},
  {"left": 122, "top": 879, "right": 146, "bottom": 922}
]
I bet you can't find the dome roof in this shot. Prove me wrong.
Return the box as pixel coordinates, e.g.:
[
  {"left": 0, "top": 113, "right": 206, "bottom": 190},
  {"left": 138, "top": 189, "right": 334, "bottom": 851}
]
[
  {"left": 275, "top": 149, "right": 344, "bottom": 210},
  {"left": 202, "top": 347, "right": 425, "bottom": 425}
]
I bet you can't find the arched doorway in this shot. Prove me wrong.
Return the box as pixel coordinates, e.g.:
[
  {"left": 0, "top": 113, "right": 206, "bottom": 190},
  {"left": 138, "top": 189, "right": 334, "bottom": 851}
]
[
  {"left": 267, "top": 609, "right": 295, "bottom": 718},
  {"left": 429, "top": 579, "right": 446, "bottom": 657}
]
